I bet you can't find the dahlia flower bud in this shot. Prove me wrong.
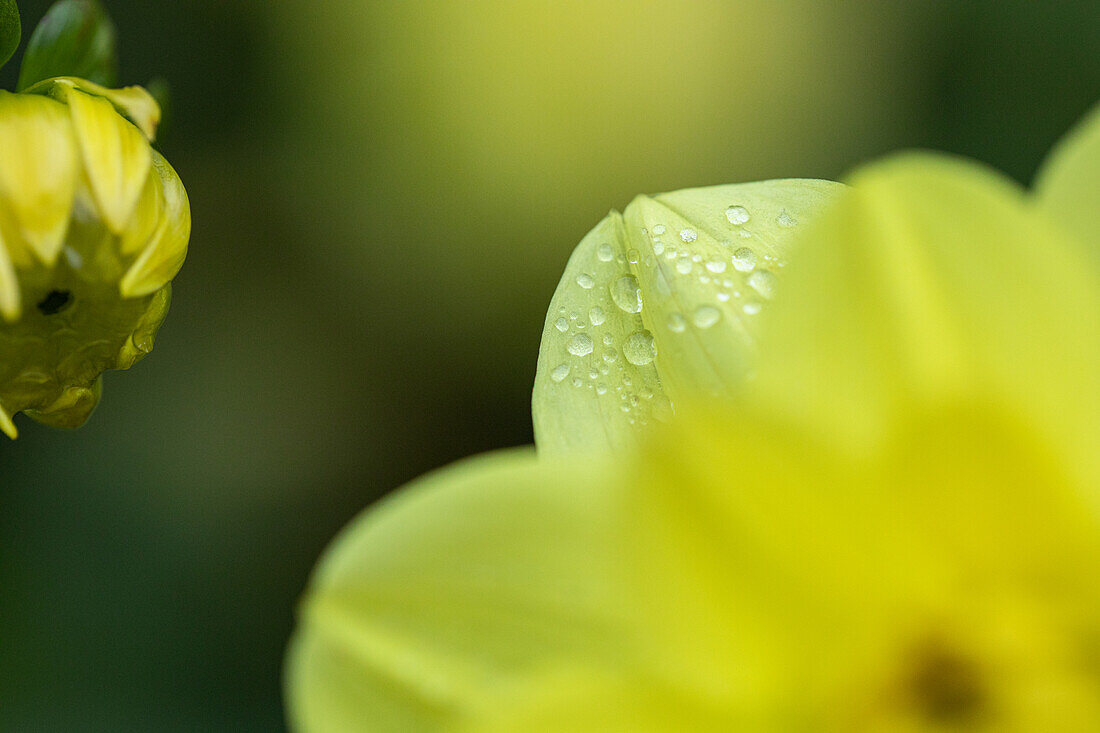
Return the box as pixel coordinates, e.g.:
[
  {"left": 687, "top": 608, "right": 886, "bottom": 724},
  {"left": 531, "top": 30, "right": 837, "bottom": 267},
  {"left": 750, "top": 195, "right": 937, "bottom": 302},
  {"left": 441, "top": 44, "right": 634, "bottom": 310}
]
[{"left": 0, "top": 76, "right": 189, "bottom": 438}]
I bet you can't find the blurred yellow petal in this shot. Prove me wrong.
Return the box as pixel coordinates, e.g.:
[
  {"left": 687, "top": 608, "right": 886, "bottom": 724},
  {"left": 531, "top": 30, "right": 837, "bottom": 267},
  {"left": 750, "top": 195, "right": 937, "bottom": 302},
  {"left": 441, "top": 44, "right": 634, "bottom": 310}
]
[
  {"left": 533, "top": 180, "right": 841, "bottom": 455},
  {"left": 287, "top": 449, "right": 667, "bottom": 732},
  {"left": 0, "top": 91, "right": 78, "bottom": 265},
  {"left": 25, "top": 76, "right": 160, "bottom": 141},
  {"left": 1034, "top": 102, "right": 1100, "bottom": 252},
  {"left": 120, "top": 153, "right": 190, "bottom": 298},
  {"left": 752, "top": 153, "right": 1100, "bottom": 488},
  {"left": 66, "top": 87, "right": 152, "bottom": 234}
]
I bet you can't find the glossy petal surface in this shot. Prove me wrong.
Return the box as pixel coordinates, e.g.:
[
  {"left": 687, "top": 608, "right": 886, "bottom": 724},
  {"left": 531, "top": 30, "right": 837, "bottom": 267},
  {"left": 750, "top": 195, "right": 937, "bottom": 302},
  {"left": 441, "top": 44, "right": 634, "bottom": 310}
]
[{"left": 532, "top": 180, "right": 841, "bottom": 455}]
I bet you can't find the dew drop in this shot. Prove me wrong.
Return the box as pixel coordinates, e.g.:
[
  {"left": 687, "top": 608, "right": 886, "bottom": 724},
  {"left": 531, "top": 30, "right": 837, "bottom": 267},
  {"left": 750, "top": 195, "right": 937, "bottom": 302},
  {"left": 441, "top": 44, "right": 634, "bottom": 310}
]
[
  {"left": 596, "top": 383, "right": 608, "bottom": 395},
  {"left": 623, "top": 330, "right": 657, "bottom": 366},
  {"left": 693, "top": 306, "right": 721, "bottom": 329},
  {"left": 776, "top": 210, "right": 797, "bottom": 228},
  {"left": 725, "top": 205, "right": 750, "bottom": 225},
  {"left": 747, "top": 270, "right": 777, "bottom": 300},
  {"left": 550, "top": 364, "right": 570, "bottom": 382},
  {"left": 576, "top": 272, "right": 595, "bottom": 289},
  {"left": 732, "top": 247, "right": 757, "bottom": 272},
  {"left": 602, "top": 333, "right": 615, "bottom": 346},
  {"left": 743, "top": 301, "right": 762, "bottom": 315},
  {"left": 679, "top": 228, "right": 698, "bottom": 243},
  {"left": 706, "top": 259, "right": 727, "bottom": 274},
  {"left": 652, "top": 224, "right": 666, "bottom": 235},
  {"left": 572, "top": 377, "right": 584, "bottom": 388},
  {"left": 675, "top": 257, "right": 693, "bottom": 275},
  {"left": 652, "top": 240, "right": 665, "bottom": 255},
  {"left": 611, "top": 275, "right": 643, "bottom": 314},
  {"left": 555, "top": 317, "right": 569, "bottom": 332},
  {"left": 627, "top": 249, "right": 640, "bottom": 264},
  {"left": 589, "top": 306, "right": 606, "bottom": 325},
  {"left": 667, "top": 313, "right": 687, "bottom": 333},
  {"left": 597, "top": 243, "right": 614, "bottom": 261},
  {"left": 567, "top": 333, "right": 594, "bottom": 356},
  {"left": 603, "top": 349, "right": 618, "bottom": 363}
]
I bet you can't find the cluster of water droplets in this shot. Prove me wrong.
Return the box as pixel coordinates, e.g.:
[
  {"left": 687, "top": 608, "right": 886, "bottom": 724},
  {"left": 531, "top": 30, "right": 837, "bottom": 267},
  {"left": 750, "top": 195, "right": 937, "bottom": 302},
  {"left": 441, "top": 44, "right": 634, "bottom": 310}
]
[
  {"left": 650, "top": 204, "right": 789, "bottom": 326},
  {"left": 547, "top": 200, "right": 797, "bottom": 427}
]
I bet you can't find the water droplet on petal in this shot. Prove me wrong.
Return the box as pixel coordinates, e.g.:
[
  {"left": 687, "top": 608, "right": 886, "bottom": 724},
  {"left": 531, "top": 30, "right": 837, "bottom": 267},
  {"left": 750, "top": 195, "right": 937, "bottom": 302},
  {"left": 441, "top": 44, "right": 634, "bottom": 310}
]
[
  {"left": 747, "top": 270, "right": 777, "bottom": 300},
  {"left": 567, "top": 333, "right": 594, "bottom": 356},
  {"left": 706, "top": 259, "right": 727, "bottom": 274},
  {"left": 623, "top": 330, "right": 657, "bottom": 365},
  {"left": 680, "top": 228, "right": 697, "bottom": 243},
  {"left": 589, "top": 306, "right": 606, "bottom": 325},
  {"left": 732, "top": 247, "right": 757, "bottom": 272},
  {"left": 627, "top": 249, "right": 640, "bottom": 264},
  {"left": 597, "top": 243, "right": 614, "bottom": 261},
  {"left": 776, "top": 210, "right": 797, "bottom": 228},
  {"left": 576, "top": 273, "right": 595, "bottom": 289},
  {"left": 743, "top": 301, "right": 762, "bottom": 315},
  {"left": 676, "top": 257, "right": 693, "bottom": 275},
  {"left": 725, "top": 205, "right": 750, "bottom": 225},
  {"left": 596, "top": 383, "right": 608, "bottom": 395},
  {"left": 693, "top": 306, "right": 721, "bottom": 329},
  {"left": 550, "top": 364, "right": 570, "bottom": 382},
  {"left": 652, "top": 224, "right": 666, "bottom": 235},
  {"left": 555, "top": 317, "right": 569, "bottom": 332},
  {"left": 667, "top": 313, "right": 687, "bottom": 333},
  {"left": 611, "top": 275, "right": 643, "bottom": 314}
]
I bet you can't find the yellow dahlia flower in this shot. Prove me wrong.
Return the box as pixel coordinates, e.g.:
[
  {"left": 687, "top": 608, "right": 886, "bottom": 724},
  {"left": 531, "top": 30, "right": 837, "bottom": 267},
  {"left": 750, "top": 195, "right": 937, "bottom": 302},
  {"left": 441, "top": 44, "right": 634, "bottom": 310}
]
[
  {"left": 0, "top": 76, "right": 189, "bottom": 438},
  {"left": 287, "top": 100, "right": 1100, "bottom": 731}
]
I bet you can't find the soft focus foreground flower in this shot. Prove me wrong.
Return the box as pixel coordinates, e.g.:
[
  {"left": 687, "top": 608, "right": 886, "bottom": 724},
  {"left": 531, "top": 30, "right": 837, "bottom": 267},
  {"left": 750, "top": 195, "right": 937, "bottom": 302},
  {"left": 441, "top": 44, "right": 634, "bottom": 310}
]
[
  {"left": 287, "top": 103, "right": 1100, "bottom": 731},
  {"left": 0, "top": 76, "right": 188, "bottom": 437},
  {"left": 532, "top": 180, "right": 841, "bottom": 455}
]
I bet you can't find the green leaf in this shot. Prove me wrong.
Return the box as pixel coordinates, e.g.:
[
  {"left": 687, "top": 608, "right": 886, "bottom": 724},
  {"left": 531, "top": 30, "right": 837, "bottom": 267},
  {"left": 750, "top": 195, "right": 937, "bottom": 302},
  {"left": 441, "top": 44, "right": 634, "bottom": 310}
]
[
  {"left": 532, "top": 179, "right": 842, "bottom": 456},
  {"left": 16, "top": 0, "right": 117, "bottom": 92},
  {"left": 0, "top": 0, "right": 18, "bottom": 71},
  {"left": 1034, "top": 102, "right": 1100, "bottom": 256}
]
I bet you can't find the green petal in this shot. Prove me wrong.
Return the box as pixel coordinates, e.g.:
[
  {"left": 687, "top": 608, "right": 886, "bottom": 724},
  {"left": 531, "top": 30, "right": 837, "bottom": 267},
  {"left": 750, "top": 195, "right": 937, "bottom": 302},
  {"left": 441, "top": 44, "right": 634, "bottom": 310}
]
[
  {"left": 16, "top": 0, "right": 117, "bottom": 91},
  {"left": 287, "top": 449, "right": 663, "bottom": 732},
  {"left": 0, "top": 0, "right": 19, "bottom": 71},
  {"left": 1034, "top": 102, "right": 1100, "bottom": 253},
  {"left": 751, "top": 153, "right": 1100, "bottom": 488},
  {"left": 532, "top": 180, "right": 842, "bottom": 455}
]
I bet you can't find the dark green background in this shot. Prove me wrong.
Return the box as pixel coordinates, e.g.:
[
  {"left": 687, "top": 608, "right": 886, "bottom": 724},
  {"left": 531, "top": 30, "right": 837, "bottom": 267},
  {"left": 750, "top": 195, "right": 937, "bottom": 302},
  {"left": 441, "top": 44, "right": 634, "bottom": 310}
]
[{"left": 0, "top": 1, "right": 1096, "bottom": 729}]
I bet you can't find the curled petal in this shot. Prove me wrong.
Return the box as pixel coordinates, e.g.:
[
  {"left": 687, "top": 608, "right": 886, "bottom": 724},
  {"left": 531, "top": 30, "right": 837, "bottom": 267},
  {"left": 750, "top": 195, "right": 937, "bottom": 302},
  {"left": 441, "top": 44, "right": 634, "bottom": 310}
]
[
  {"left": 66, "top": 87, "right": 152, "bottom": 234},
  {"left": 24, "top": 76, "right": 161, "bottom": 141},
  {"left": 120, "top": 153, "right": 190, "bottom": 298},
  {"left": 532, "top": 179, "right": 841, "bottom": 455}
]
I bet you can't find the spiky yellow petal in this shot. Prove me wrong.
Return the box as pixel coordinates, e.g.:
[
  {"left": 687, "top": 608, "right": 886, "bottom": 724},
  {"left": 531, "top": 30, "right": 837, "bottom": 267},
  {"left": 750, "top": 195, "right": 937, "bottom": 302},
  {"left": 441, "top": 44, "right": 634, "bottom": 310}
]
[
  {"left": 65, "top": 87, "right": 152, "bottom": 234},
  {"left": 0, "top": 91, "right": 78, "bottom": 266}
]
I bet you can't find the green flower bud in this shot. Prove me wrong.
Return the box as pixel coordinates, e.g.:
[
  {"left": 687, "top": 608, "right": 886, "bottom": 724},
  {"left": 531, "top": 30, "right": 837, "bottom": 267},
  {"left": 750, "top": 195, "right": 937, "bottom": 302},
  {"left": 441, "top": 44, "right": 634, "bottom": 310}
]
[{"left": 0, "top": 77, "right": 189, "bottom": 437}]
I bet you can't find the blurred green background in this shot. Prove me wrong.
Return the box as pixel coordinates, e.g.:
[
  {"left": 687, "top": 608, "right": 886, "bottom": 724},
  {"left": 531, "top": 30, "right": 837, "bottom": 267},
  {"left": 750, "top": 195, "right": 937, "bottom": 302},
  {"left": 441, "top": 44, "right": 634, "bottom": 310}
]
[{"left": 0, "top": 0, "right": 1096, "bottom": 729}]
